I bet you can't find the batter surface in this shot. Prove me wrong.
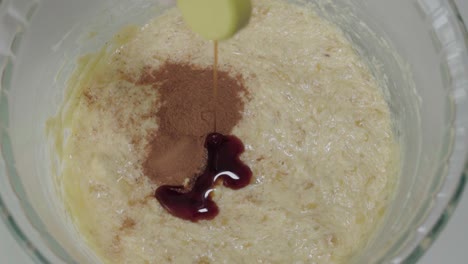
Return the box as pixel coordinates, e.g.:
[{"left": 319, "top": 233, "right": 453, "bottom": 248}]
[{"left": 48, "top": 0, "right": 399, "bottom": 263}]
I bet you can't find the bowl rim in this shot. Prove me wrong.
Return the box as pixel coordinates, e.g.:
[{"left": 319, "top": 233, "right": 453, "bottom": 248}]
[{"left": 402, "top": 0, "right": 468, "bottom": 261}]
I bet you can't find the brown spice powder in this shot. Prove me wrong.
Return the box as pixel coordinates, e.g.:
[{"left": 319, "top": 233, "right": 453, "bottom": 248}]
[{"left": 139, "top": 62, "right": 247, "bottom": 186}]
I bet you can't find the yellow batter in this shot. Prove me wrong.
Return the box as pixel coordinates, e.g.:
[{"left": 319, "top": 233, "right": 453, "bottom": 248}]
[{"left": 48, "top": 0, "right": 400, "bottom": 263}]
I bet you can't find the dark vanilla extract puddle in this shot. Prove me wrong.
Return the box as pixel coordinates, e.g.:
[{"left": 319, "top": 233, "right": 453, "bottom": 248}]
[
  {"left": 156, "top": 133, "right": 252, "bottom": 221},
  {"left": 155, "top": 41, "right": 253, "bottom": 221}
]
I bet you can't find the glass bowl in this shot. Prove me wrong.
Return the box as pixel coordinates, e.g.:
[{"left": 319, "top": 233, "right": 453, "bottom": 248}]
[{"left": 1, "top": 0, "right": 467, "bottom": 263}]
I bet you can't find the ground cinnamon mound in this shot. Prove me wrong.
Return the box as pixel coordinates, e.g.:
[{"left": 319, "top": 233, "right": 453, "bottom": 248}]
[{"left": 139, "top": 62, "right": 248, "bottom": 186}]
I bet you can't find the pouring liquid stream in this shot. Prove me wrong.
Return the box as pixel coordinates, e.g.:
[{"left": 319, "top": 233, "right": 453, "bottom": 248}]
[{"left": 213, "top": 40, "right": 219, "bottom": 132}]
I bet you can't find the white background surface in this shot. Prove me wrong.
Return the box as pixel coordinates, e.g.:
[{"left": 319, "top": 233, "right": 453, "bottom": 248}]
[{"left": 1, "top": 1, "right": 468, "bottom": 263}]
